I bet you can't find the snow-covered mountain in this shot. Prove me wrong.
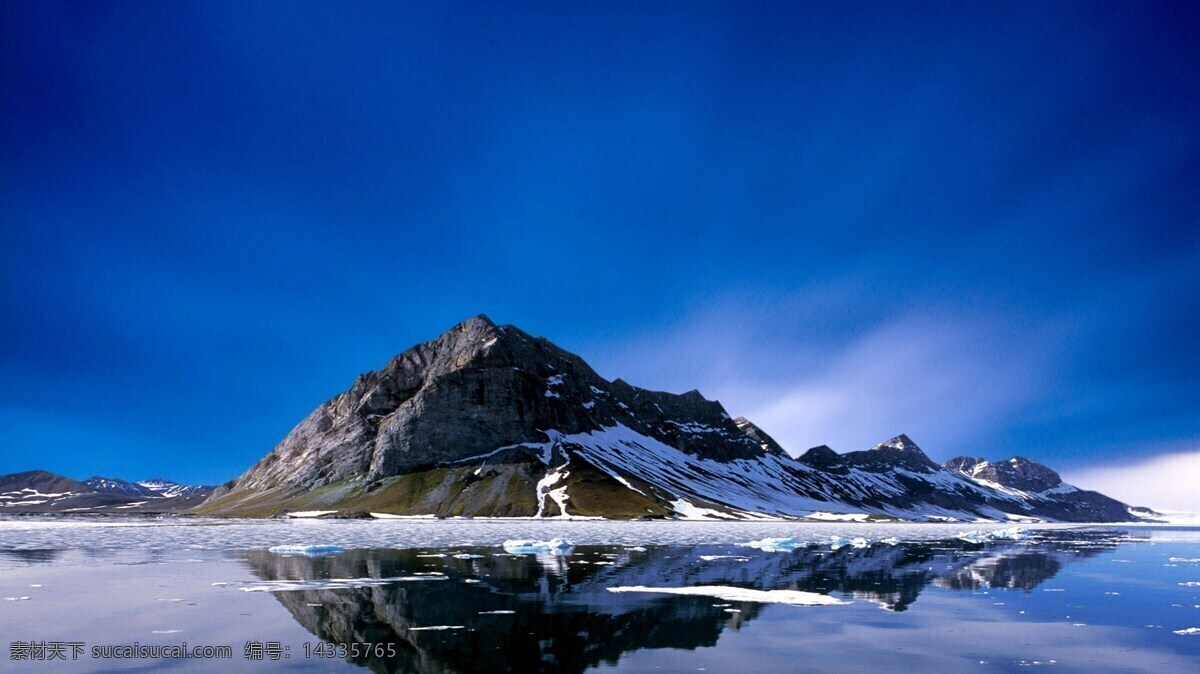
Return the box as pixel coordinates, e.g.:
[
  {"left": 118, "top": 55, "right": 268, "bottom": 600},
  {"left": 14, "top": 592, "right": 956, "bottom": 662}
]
[
  {"left": 0, "top": 471, "right": 214, "bottom": 513},
  {"left": 195, "top": 316, "right": 1144, "bottom": 522}
]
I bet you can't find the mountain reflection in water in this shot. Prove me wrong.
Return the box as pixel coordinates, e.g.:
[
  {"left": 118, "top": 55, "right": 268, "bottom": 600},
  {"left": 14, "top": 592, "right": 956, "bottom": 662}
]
[{"left": 241, "top": 530, "right": 1130, "bottom": 673}]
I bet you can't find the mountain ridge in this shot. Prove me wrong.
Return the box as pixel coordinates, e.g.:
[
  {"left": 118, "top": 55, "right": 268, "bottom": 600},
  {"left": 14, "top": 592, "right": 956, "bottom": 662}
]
[
  {"left": 192, "top": 317, "right": 1143, "bottom": 522},
  {"left": 0, "top": 471, "right": 214, "bottom": 514}
]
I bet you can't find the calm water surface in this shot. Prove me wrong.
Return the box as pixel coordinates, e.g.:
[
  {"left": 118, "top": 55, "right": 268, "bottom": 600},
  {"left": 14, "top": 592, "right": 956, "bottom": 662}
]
[{"left": 1, "top": 518, "right": 1198, "bottom": 673}]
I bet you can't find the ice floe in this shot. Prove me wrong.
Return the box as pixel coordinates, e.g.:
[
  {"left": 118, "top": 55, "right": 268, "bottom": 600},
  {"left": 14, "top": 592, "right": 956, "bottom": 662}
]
[
  {"left": 829, "top": 536, "right": 870, "bottom": 550},
  {"left": 478, "top": 610, "right": 516, "bottom": 615},
  {"left": 502, "top": 538, "right": 575, "bottom": 554},
  {"left": 268, "top": 544, "right": 345, "bottom": 556},
  {"left": 409, "top": 625, "right": 464, "bottom": 631},
  {"left": 741, "top": 537, "right": 803, "bottom": 552},
  {"left": 238, "top": 575, "right": 448, "bottom": 592},
  {"left": 956, "top": 527, "right": 1028, "bottom": 544},
  {"left": 1173, "top": 627, "right": 1200, "bottom": 636},
  {"left": 607, "top": 585, "right": 849, "bottom": 606}
]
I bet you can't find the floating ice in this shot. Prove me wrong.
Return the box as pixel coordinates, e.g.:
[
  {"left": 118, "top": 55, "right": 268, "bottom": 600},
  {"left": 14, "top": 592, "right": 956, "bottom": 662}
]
[
  {"left": 1173, "top": 627, "right": 1200, "bottom": 636},
  {"left": 699, "top": 555, "right": 750, "bottom": 562},
  {"left": 1169, "top": 557, "right": 1200, "bottom": 563},
  {"left": 268, "top": 544, "right": 345, "bottom": 556},
  {"left": 956, "top": 527, "right": 1028, "bottom": 544},
  {"left": 741, "top": 537, "right": 803, "bottom": 552},
  {"left": 607, "top": 585, "right": 849, "bottom": 607},
  {"left": 285, "top": 511, "right": 336, "bottom": 518},
  {"left": 453, "top": 553, "right": 484, "bottom": 559},
  {"left": 829, "top": 536, "right": 869, "bottom": 550},
  {"left": 478, "top": 610, "right": 516, "bottom": 615},
  {"left": 4, "top": 596, "right": 30, "bottom": 601},
  {"left": 1180, "top": 582, "right": 1200, "bottom": 587},
  {"left": 152, "top": 630, "right": 182, "bottom": 634},
  {"left": 502, "top": 538, "right": 575, "bottom": 554},
  {"left": 238, "top": 575, "right": 447, "bottom": 592},
  {"left": 409, "top": 625, "right": 464, "bottom": 631}
]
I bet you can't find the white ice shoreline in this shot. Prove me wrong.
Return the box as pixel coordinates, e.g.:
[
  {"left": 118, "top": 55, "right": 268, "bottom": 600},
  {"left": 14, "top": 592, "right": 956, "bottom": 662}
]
[{"left": 1, "top": 517, "right": 1197, "bottom": 553}]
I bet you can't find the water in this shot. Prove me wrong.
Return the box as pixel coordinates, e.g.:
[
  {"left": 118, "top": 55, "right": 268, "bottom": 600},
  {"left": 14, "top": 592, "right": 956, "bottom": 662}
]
[{"left": 1, "top": 518, "right": 1198, "bottom": 672}]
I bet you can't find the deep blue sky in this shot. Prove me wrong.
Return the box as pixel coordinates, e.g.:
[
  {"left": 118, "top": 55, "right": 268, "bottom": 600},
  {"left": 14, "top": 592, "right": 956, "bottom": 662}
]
[{"left": 2, "top": 1, "right": 1197, "bottom": 487}]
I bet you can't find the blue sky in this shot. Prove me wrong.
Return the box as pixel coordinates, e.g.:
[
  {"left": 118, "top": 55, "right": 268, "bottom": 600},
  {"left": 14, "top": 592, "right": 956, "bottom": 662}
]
[{"left": 2, "top": 1, "right": 1197, "bottom": 498}]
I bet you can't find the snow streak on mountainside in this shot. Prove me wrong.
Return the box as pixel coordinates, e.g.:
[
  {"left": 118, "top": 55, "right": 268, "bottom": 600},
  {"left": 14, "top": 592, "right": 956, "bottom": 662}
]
[{"left": 194, "top": 316, "right": 1145, "bottom": 522}]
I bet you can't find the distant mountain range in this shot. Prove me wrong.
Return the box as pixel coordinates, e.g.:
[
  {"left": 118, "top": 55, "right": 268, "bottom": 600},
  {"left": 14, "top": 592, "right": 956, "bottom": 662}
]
[
  {"left": 0, "top": 470, "right": 213, "bottom": 514},
  {"left": 180, "top": 315, "right": 1150, "bottom": 522}
]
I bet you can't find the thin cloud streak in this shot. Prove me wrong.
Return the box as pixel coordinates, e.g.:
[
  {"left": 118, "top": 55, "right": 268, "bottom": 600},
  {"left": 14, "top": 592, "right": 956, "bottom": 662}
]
[
  {"left": 1065, "top": 448, "right": 1200, "bottom": 514},
  {"left": 589, "top": 299, "right": 1053, "bottom": 459},
  {"left": 739, "top": 317, "right": 1044, "bottom": 456}
]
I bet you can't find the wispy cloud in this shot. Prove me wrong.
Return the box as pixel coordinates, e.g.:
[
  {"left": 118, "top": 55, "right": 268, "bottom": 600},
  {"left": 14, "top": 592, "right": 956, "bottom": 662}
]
[
  {"left": 587, "top": 295, "right": 1054, "bottom": 458},
  {"left": 738, "top": 317, "right": 1047, "bottom": 456},
  {"left": 1064, "top": 447, "right": 1200, "bottom": 513}
]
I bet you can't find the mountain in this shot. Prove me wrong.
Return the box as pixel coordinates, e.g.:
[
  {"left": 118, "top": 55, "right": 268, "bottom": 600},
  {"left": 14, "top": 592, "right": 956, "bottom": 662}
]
[
  {"left": 0, "top": 471, "right": 214, "bottom": 514},
  {"left": 941, "top": 456, "right": 1132, "bottom": 522},
  {"left": 195, "top": 315, "right": 1142, "bottom": 522},
  {"left": 83, "top": 476, "right": 213, "bottom": 499}
]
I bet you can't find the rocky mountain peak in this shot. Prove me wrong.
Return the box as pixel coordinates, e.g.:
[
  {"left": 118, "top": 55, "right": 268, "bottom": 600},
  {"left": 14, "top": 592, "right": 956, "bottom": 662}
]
[
  {"left": 221, "top": 316, "right": 774, "bottom": 495},
  {"left": 732, "top": 417, "right": 786, "bottom": 456},
  {"left": 798, "top": 444, "right": 845, "bottom": 471},
  {"left": 840, "top": 434, "right": 939, "bottom": 473},
  {"left": 873, "top": 434, "right": 920, "bottom": 453},
  {"left": 193, "top": 316, "right": 1141, "bottom": 523},
  {"left": 943, "top": 455, "right": 1063, "bottom": 493}
]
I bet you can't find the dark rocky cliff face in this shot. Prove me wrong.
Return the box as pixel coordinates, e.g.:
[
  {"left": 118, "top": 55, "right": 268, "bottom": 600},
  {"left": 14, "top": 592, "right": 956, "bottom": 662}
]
[
  {"left": 226, "top": 315, "right": 766, "bottom": 494},
  {"left": 943, "top": 456, "right": 1062, "bottom": 492}
]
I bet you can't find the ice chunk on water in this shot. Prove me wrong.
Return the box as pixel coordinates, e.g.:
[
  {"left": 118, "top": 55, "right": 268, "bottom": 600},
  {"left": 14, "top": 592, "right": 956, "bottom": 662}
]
[
  {"left": 956, "top": 527, "right": 1028, "bottom": 544},
  {"left": 409, "top": 625, "right": 464, "bottom": 631},
  {"left": 268, "top": 544, "right": 345, "bottom": 556},
  {"left": 238, "top": 575, "right": 447, "bottom": 592},
  {"left": 1173, "top": 627, "right": 1200, "bottom": 635},
  {"left": 478, "top": 610, "right": 516, "bottom": 615},
  {"left": 453, "top": 553, "right": 484, "bottom": 559},
  {"left": 741, "top": 537, "right": 803, "bottom": 552},
  {"left": 502, "top": 538, "right": 575, "bottom": 554},
  {"left": 607, "top": 585, "right": 849, "bottom": 606},
  {"left": 829, "top": 536, "right": 869, "bottom": 550}
]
